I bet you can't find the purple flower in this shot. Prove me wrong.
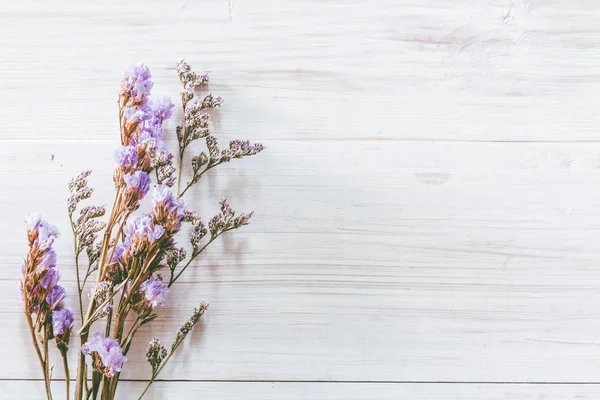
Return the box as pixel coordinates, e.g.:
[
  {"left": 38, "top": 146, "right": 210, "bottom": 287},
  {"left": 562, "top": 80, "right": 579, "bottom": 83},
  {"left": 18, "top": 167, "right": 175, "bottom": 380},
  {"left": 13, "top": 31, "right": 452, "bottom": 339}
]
[
  {"left": 114, "top": 145, "right": 138, "bottom": 168},
  {"left": 46, "top": 285, "right": 66, "bottom": 310},
  {"left": 124, "top": 214, "right": 151, "bottom": 237},
  {"left": 110, "top": 242, "right": 128, "bottom": 264},
  {"left": 124, "top": 214, "right": 164, "bottom": 243},
  {"left": 38, "top": 249, "right": 57, "bottom": 270},
  {"left": 25, "top": 213, "right": 45, "bottom": 232},
  {"left": 52, "top": 308, "right": 74, "bottom": 336},
  {"left": 123, "top": 106, "right": 151, "bottom": 123},
  {"left": 153, "top": 185, "right": 185, "bottom": 217},
  {"left": 123, "top": 171, "right": 150, "bottom": 199},
  {"left": 40, "top": 268, "right": 59, "bottom": 289},
  {"left": 139, "top": 275, "right": 168, "bottom": 308},
  {"left": 82, "top": 332, "right": 127, "bottom": 377},
  {"left": 122, "top": 63, "right": 153, "bottom": 101},
  {"left": 147, "top": 225, "right": 165, "bottom": 242},
  {"left": 148, "top": 96, "right": 174, "bottom": 124},
  {"left": 25, "top": 214, "right": 59, "bottom": 250}
]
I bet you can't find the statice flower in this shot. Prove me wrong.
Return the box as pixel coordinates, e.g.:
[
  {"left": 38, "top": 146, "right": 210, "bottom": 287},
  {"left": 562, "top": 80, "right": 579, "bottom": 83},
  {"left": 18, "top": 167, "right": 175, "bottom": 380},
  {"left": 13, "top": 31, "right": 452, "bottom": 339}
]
[
  {"left": 153, "top": 151, "right": 177, "bottom": 187},
  {"left": 122, "top": 171, "right": 151, "bottom": 207},
  {"left": 139, "top": 275, "right": 168, "bottom": 308},
  {"left": 207, "top": 198, "right": 254, "bottom": 239},
  {"left": 146, "top": 337, "right": 167, "bottom": 374},
  {"left": 110, "top": 242, "right": 127, "bottom": 264},
  {"left": 115, "top": 144, "right": 138, "bottom": 169},
  {"left": 124, "top": 214, "right": 165, "bottom": 244},
  {"left": 39, "top": 266, "right": 59, "bottom": 289},
  {"left": 46, "top": 285, "right": 66, "bottom": 309},
  {"left": 153, "top": 185, "right": 185, "bottom": 216},
  {"left": 147, "top": 96, "right": 174, "bottom": 126},
  {"left": 122, "top": 106, "right": 151, "bottom": 123},
  {"left": 52, "top": 308, "right": 74, "bottom": 336},
  {"left": 21, "top": 60, "right": 264, "bottom": 400},
  {"left": 176, "top": 59, "right": 209, "bottom": 89},
  {"left": 21, "top": 214, "right": 67, "bottom": 319},
  {"left": 67, "top": 170, "right": 94, "bottom": 215},
  {"left": 152, "top": 185, "right": 186, "bottom": 234},
  {"left": 172, "top": 303, "right": 208, "bottom": 350},
  {"left": 121, "top": 63, "right": 153, "bottom": 104},
  {"left": 26, "top": 213, "right": 60, "bottom": 250},
  {"left": 82, "top": 332, "right": 127, "bottom": 377},
  {"left": 38, "top": 249, "right": 57, "bottom": 272}
]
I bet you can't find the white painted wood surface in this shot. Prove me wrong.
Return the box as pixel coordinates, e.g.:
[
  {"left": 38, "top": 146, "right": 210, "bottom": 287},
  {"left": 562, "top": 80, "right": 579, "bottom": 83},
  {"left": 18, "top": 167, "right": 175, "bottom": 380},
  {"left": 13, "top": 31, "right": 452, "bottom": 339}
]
[{"left": 2, "top": 0, "right": 600, "bottom": 398}]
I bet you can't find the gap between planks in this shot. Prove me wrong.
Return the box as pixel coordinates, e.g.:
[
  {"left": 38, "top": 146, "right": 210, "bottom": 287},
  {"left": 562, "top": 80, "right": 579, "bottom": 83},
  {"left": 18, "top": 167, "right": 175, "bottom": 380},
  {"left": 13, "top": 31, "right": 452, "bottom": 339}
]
[{"left": 5, "top": 379, "right": 600, "bottom": 385}]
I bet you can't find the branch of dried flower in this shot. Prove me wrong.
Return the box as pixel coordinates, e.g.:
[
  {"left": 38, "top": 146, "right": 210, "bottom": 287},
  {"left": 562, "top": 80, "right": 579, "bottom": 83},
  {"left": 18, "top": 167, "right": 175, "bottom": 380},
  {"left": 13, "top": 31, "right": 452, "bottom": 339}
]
[{"left": 137, "top": 303, "right": 208, "bottom": 400}]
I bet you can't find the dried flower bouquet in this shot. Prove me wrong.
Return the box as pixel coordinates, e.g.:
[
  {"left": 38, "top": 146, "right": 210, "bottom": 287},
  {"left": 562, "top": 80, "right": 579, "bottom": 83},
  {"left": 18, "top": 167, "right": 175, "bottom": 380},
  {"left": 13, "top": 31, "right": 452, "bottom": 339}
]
[{"left": 20, "top": 60, "right": 263, "bottom": 400}]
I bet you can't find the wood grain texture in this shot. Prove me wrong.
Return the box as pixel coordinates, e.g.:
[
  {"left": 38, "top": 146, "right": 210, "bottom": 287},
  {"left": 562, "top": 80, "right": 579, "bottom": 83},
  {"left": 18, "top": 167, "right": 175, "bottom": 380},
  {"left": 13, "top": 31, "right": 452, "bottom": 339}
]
[
  {"left": 8, "top": 382, "right": 600, "bottom": 400},
  {"left": 2, "top": 0, "right": 600, "bottom": 398}
]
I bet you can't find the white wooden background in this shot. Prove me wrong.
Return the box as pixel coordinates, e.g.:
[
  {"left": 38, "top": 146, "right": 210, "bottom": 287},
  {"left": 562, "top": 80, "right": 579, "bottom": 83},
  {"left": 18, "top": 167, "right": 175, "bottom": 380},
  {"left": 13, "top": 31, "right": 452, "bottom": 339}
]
[{"left": 2, "top": 0, "right": 600, "bottom": 398}]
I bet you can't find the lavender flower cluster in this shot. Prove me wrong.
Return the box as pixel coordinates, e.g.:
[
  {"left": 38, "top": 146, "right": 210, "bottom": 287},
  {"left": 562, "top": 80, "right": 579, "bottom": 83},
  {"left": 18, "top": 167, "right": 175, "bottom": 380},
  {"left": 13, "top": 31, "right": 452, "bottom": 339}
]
[
  {"left": 21, "top": 215, "right": 74, "bottom": 340},
  {"left": 21, "top": 60, "right": 263, "bottom": 400}
]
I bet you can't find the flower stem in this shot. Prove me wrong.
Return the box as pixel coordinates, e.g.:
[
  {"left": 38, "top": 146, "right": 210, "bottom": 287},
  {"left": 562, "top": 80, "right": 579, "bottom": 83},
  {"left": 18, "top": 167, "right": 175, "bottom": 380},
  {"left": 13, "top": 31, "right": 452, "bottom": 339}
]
[
  {"left": 70, "top": 220, "right": 85, "bottom": 325},
  {"left": 75, "top": 189, "right": 122, "bottom": 400},
  {"left": 61, "top": 349, "right": 71, "bottom": 400},
  {"left": 176, "top": 152, "right": 184, "bottom": 196},
  {"left": 43, "top": 325, "right": 53, "bottom": 400},
  {"left": 169, "top": 228, "right": 234, "bottom": 287},
  {"left": 137, "top": 342, "right": 178, "bottom": 400},
  {"left": 25, "top": 311, "right": 52, "bottom": 400}
]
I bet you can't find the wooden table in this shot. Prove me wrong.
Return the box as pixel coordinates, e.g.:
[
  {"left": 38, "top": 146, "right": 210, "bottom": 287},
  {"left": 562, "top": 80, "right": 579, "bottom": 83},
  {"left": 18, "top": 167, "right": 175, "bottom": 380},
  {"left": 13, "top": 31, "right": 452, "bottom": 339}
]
[{"left": 2, "top": 0, "right": 600, "bottom": 398}]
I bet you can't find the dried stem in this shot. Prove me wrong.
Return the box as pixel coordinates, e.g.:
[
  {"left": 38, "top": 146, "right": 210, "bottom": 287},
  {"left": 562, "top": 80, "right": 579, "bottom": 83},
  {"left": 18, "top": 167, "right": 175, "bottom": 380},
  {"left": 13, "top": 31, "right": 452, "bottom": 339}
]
[
  {"left": 25, "top": 311, "right": 52, "bottom": 400},
  {"left": 70, "top": 219, "right": 85, "bottom": 324},
  {"left": 43, "top": 325, "right": 53, "bottom": 400},
  {"left": 61, "top": 348, "right": 71, "bottom": 400}
]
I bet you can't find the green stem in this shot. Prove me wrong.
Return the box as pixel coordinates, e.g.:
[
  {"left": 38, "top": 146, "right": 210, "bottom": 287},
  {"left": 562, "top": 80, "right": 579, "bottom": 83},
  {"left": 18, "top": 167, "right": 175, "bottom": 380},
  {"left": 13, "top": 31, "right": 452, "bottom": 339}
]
[
  {"left": 43, "top": 325, "right": 53, "bottom": 400},
  {"left": 78, "top": 280, "right": 128, "bottom": 335},
  {"left": 70, "top": 219, "right": 84, "bottom": 324},
  {"left": 176, "top": 152, "right": 184, "bottom": 196},
  {"left": 137, "top": 343, "right": 180, "bottom": 400},
  {"left": 25, "top": 311, "right": 51, "bottom": 400},
  {"left": 169, "top": 229, "right": 234, "bottom": 287},
  {"left": 61, "top": 349, "right": 70, "bottom": 400},
  {"left": 100, "top": 375, "right": 111, "bottom": 400},
  {"left": 178, "top": 162, "right": 219, "bottom": 198}
]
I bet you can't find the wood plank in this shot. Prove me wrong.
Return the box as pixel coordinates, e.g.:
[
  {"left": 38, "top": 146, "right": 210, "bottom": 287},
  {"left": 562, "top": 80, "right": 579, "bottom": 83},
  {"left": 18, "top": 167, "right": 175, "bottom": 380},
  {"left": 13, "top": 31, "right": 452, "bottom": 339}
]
[
  {"left": 1, "top": 1, "right": 600, "bottom": 141},
  {"left": 3, "top": 382, "right": 600, "bottom": 400},
  {"left": 4, "top": 140, "right": 600, "bottom": 382}
]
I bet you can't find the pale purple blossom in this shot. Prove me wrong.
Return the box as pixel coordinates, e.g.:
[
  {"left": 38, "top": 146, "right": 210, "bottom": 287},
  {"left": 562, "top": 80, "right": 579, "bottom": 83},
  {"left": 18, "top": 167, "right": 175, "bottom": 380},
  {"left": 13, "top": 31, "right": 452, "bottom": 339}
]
[
  {"left": 153, "top": 185, "right": 185, "bottom": 217},
  {"left": 25, "top": 214, "right": 59, "bottom": 250},
  {"left": 52, "top": 308, "right": 74, "bottom": 336},
  {"left": 46, "top": 285, "right": 66, "bottom": 310},
  {"left": 110, "top": 242, "right": 128, "bottom": 264},
  {"left": 139, "top": 275, "right": 169, "bottom": 308},
  {"left": 40, "top": 268, "right": 59, "bottom": 290},
  {"left": 82, "top": 332, "right": 127, "bottom": 377},
  {"left": 123, "top": 106, "right": 150, "bottom": 123},
  {"left": 38, "top": 249, "right": 57, "bottom": 271},
  {"left": 122, "top": 63, "right": 153, "bottom": 102},
  {"left": 115, "top": 144, "right": 138, "bottom": 168},
  {"left": 148, "top": 96, "right": 174, "bottom": 125},
  {"left": 123, "top": 171, "right": 151, "bottom": 199},
  {"left": 138, "top": 129, "right": 169, "bottom": 156},
  {"left": 147, "top": 225, "right": 165, "bottom": 242},
  {"left": 124, "top": 214, "right": 164, "bottom": 243}
]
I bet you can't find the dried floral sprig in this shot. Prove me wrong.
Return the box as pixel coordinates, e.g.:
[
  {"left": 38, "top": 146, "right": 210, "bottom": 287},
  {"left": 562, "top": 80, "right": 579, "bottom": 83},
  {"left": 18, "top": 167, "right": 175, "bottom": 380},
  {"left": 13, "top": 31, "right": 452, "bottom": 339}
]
[
  {"left": 145, "top": 337, "right": 167, "bottom": 374},
  {"left": 138, "top": 303, "right": 208, "bottom": 399},
  {"left": 174, "top": 60, "right": 263, "bottom": 198},
  {"left": 21, "top": 214, "right": 74, "bottom": 400},
  {"left": 68, "top": 171, "right": 107, "bottom": 326},
  {"left": 22, "top": 60, "right": 262, "bottom": 400}
]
